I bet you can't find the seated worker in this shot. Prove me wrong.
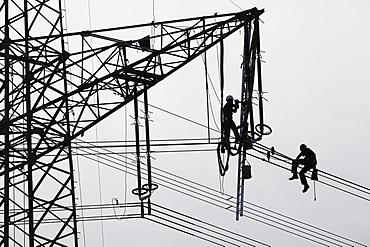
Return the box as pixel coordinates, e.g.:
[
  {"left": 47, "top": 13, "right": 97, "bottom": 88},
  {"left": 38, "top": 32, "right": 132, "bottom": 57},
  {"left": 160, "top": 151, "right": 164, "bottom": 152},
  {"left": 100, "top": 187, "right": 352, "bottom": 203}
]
[{"left": 289, "top": 144, "right": 317, "bottom": 193}]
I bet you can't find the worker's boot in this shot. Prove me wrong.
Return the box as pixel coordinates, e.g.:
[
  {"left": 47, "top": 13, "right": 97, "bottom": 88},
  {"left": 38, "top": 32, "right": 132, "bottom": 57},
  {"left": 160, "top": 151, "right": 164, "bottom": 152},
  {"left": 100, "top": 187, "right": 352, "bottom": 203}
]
[
  {"left": 288, "top": 174, "right": 298, "bottom": 180},
  {"left": 302, "top": 184, "right": 310, "bottom": 193}
]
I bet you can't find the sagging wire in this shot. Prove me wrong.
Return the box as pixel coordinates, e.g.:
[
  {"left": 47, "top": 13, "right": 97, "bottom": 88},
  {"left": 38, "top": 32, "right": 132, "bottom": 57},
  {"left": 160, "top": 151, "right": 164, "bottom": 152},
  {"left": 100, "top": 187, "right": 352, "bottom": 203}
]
[
  {"left": 87, "top": 0, "right": 105, "bottom": 241},
  {"left": 138, "top": 99, "right": 220, "bottom": 134},
  {"left": 66, "top": 0, "right": 88, "bottom": 239},
  {"left": 73, "top": 140, "right": 88, "bottom": 247},
  {"left": 151, "top": 0, "right": 157, "bottom": 49},
  {"left": 191, "top": 30, "right": 222, "bottom": 105},
  {"left": 111, "top": 198, "right": 124, "bottom": 221},
  {"left": 123, "top": 105, "right": 128, "bottom": 213},
  {"left": 218, "top": 172, "right": 225, "bottom": 195},
  {"left": 193, "top": 30, "right": 221, "bottom": 134},
  {"left": 203, "top": 21, "right": 211, "bottom": 142},
  {"left": 152, "top": 0, "right": 156, "bottom": 22},
  {"left": 95, "top": 118, "right": 105, "bottom": 247},
  {"left": 111, "top": 105, "right": 129, "bottom": 220}
]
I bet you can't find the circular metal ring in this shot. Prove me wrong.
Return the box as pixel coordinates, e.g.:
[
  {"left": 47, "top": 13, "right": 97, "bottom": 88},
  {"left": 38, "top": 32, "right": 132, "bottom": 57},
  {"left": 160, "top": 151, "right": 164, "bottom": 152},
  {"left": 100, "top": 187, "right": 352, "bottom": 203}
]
[
  {"left": 142, "top": 183, "right": 159, "bottom": 191},
  {"left": 131, "top": 187, "right": 149, "bottom": 196},
  {"left": 255, "top": 124, "right": 272, "bottom": 135}
]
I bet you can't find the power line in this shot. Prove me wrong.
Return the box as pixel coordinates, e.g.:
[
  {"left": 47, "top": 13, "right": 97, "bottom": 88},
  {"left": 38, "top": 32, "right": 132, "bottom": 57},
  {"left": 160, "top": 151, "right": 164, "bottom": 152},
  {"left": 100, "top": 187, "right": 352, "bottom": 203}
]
[
  {"left": 72, "top": 136, "right": 370, "bottom": 202},
  {"left": 145, "top": 156, "right": 363, "bottom": 247},
  {"left": 138, "top": 100, "right": 221, "bottom": 133},
  {"left": 0, "top": 202, "right": 144, "bottom": 224},
  {"left": 64, "top": 91, "right": 368, "bottom": 246},
  {"left": 134, "top": 100, "right": 370, "bottom": 202},
  {"left": 19, "top": 132, "right": 369, "bottom": 246},
  {"left": 252, "top": 143, "right": 370, "bottom": 202},
  {"left": 75, "top": 136, "right": 370, "bottom": 202},
  {"left": 152, "top": 0, "right": 156, "bottom": 22},
  {"left": 72, "top": 140, "right": 366, "bottom": 247},
  {"left": 77, "top": 151, "right": 348, "bottom": 246},
  {"left": 146, "top": 217, "right": 226, "bottom": 247},
  {"left": 149, "top": 203, "right": 270, "bottom": 247},
  {"left": 135, "top": 100, "right": 370, "bottom": 198}
]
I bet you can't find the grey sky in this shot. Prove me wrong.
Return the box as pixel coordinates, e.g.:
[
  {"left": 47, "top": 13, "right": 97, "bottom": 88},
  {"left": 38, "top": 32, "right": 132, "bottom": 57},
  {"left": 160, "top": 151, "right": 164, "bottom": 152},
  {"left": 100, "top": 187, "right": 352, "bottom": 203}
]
[{"left": 65, "top": 0, "right": 370, "bottom": 246}]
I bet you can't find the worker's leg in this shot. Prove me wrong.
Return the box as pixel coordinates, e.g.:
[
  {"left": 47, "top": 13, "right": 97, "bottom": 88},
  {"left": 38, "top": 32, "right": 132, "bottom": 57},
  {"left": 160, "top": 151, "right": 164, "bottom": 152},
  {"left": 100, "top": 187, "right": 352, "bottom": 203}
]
[
  {"left": 224, "top": 121, "right": 230, "bottom": 141},
  {"left": 223, "top": 121, "right": 232, "bottom": 150},
  {"left": 299, "top": 164, "right": 312, "bottom": 192},
  {"left": 299, "top": 165, "right": 310, "bottom": 185},
  {"left": 230, "top": 120, "right": 240, "bottom": 140}
]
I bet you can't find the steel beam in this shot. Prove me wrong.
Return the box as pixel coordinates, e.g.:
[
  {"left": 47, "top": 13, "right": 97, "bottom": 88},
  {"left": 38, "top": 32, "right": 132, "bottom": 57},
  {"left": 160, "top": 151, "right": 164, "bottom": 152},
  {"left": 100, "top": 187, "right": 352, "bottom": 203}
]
[{"left": 0, "top": 4, "right": 264, "bottom": 244}]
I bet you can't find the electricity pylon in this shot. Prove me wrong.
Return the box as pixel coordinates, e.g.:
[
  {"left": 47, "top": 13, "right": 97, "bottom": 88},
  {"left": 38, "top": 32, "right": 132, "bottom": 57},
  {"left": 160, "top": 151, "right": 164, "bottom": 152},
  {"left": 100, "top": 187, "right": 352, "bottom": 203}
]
[
  {"left": 236, "top": 17, "right": 272, "bottom": 220},
  {"left": 0, "top": 1, "right": 264, "bottom": 246}
]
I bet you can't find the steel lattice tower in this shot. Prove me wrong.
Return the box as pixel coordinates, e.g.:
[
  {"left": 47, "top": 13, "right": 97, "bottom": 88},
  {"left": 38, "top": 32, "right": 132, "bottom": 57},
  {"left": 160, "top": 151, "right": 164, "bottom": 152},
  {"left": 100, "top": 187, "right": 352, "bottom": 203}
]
[
  {"left": 0, "top": 1, "right": 264, "bottom": 246},
  {"left": 0, "top": 1, "right": 78, "bottom": 246}
]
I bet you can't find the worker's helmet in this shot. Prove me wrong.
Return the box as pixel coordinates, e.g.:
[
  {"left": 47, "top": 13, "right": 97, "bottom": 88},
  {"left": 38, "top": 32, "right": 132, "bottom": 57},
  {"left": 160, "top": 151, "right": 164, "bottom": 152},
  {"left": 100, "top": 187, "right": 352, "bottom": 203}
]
[
  {"left": 300, "top": 144, "right": 307, "bottom": 151},
  {"left": 226, "top": 95, "right": 234, "bottom": 101}
]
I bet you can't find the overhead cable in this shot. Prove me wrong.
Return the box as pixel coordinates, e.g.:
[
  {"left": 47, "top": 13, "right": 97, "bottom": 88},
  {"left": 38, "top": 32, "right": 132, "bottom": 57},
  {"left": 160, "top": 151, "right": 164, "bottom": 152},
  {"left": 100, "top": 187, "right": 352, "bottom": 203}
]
[
  {"left": 149, "top": 203, "right": 270, "bottom": 247},
  {"left": 74, "top": 146, "right": 351, "bottom": 246},
  {"left": 132, "top": 101, "right": 370, "bottom": 202},
  {"left": 74, "top": 137, "right": 370, "bottom": 203},
  {"left": 72, "top": 140, "right": 366, "bottom": 247}
]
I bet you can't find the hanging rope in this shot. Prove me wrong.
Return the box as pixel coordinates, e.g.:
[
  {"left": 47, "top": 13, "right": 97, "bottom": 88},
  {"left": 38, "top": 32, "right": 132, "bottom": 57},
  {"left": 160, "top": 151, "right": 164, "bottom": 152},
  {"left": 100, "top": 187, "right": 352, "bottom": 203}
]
[
  {"left": 217, "top": 30, "right": 228, "bottom": 176},
  {"left": 193, "top": 31, "right": 221, "bottom": 132},
  {"left": 219, "top": 29, "right": 225, "bottom": 140},
  {"left": 203, "top": 19, "right": 211, "bottom": 143},
  {"left": 217, "top": 142, "right": 229, "bottom": 176}
]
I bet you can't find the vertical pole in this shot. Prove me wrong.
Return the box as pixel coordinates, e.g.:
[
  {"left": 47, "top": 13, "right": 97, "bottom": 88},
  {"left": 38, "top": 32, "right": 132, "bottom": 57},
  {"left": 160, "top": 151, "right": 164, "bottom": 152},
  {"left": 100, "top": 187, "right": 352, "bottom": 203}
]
[
  {"left": 143, "top": 85, "right": 152, "bottom": 215},
  {"left": 236, "top": 17, "right": 251, "bottom": 221},
  {"left": 23, "top": 1, "right": 35, "bottom": 245},
  {"left": 64, "top": 85, "right": 79, "bottom": 246},
  {"left": 160, "top": 24, "right": 164, "bottom": 50},
  {"left": 248, "top": 22, "right": 261, "bottom": 141},
  {"left": 133, "top": 86, "right": 144, "bottom": 217},
  {"left": 58, "top": 0, "right": 79, "bottom": 245},
  {"left": 3, "top": 0, "right": 10, "bottom": 245},
  {"left": 255, "top": 20, "right": 264, "bottom": 130}
]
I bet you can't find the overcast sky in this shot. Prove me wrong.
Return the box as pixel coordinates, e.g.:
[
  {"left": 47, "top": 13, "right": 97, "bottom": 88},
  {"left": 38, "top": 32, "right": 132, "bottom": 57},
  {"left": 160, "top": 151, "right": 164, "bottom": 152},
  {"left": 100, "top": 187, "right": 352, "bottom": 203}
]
[{"left": 64, "top": 0, "right": 370, "bottom": 246}]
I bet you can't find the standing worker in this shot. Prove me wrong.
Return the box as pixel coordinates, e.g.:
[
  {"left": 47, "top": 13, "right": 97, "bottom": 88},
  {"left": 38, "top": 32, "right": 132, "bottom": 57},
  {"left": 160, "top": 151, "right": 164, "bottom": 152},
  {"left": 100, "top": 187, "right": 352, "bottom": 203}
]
[
  {"left": 223, "top": 95, "right": 240, "bottom": 142},
  {"left": 289, "top": 144, "right": 317, "bottom": 193}
]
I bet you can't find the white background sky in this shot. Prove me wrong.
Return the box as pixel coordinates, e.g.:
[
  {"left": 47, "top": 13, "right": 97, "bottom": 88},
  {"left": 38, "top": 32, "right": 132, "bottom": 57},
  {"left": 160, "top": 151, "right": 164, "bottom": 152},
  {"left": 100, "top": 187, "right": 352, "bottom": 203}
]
[{"left": 63, "top": 0, "right": 370, "bottom": 246}]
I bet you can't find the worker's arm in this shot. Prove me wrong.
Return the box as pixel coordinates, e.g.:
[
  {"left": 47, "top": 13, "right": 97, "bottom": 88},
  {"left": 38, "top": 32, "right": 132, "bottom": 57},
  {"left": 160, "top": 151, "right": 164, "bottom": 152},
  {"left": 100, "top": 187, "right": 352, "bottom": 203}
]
[
  {"left": 232, "top": 100, "right": 239, "bottom": 112},
  {"left": 296, "top": 151, "right": 304, "bottom": 160}
]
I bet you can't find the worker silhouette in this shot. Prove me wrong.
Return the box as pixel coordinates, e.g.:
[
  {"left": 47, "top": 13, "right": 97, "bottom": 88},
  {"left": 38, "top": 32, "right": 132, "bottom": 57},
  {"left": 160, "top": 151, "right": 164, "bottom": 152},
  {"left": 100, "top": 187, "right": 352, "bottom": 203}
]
[
  {"left": 223, "top": 95, "right": 240, "bottom": 142},
  {"left": 289, "top": 144, "right": 317, "bottom": 193}
]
